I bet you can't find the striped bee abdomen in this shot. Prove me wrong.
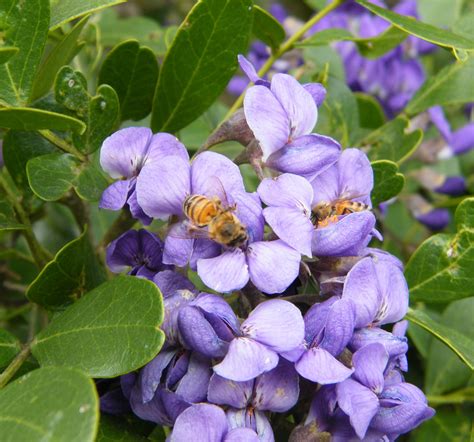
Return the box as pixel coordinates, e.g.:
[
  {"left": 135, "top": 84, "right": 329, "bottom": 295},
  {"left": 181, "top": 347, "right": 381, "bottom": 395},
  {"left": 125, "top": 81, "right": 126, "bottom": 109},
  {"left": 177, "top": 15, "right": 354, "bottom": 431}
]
[{"left": 183, "top": 194, "right": 219, "bottom": 227}]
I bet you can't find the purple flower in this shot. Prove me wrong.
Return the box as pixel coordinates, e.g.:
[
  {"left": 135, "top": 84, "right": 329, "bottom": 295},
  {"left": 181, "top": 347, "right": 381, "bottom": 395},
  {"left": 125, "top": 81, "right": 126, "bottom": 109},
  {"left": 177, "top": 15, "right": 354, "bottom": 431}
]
[
  {"left": 106, "top": 229, "right": 170, "bottom": 280},
  {"left": 407, "top": 195, "right": 451, "bottom": 231},
  {"left": 282, "top": 296, "right": 355, "bottom": 385},
  {"left": 170, "top": 403, "right": 259, "bottom": 442},
  {"left": 99, "top": 127, "right": 186, "bottom": 224},
  {"left": 341, "top": 256, "right": 409, "bottom": 328},
  {"left": 258, "top": 149, "right": 377, "bottom": 258},
  {"left": 153, "top": 270, "right": 196, "bottom": 298},
  {"left": 208, "top": 360, "right": 299, "bottom": 440},
  {"left": 213, "top": 299, "right": 304, "bottom": 382},
  {"left": 336, "top": 343, "right": 435, "bottom": 439},
  {"left": 243, "top": 70, "right": 340, "bottom": 176},
  {"left": 416, "top": 168, "right": 466, "bottom": 196},
  {"left": 137, "top": 149, "right": 301, "bottom": 294}
]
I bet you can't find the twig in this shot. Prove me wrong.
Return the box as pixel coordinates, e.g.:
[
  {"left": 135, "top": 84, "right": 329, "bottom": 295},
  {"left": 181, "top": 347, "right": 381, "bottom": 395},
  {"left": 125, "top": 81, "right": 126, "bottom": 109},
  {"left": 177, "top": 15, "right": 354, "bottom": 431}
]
[
  {"left": 0, "top": 344, "right": 31, "bottom": 388},
  {"left": 38, "top": 129, "right": 87, "bottom": 162}
]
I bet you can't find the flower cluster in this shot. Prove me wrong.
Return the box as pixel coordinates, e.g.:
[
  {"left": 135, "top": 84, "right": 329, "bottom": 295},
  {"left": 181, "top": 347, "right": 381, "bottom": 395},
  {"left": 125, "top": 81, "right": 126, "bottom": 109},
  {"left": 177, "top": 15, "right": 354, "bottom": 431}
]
[{"left": 97, "top": 62, "right": 434, "bottom": 440}]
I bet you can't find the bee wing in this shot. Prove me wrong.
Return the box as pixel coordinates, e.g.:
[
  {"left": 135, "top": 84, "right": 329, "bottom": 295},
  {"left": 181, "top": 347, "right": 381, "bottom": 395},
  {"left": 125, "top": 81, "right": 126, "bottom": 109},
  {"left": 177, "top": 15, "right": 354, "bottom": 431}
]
[
  {"left": 335, "top": 190, "right": 368, "bottom": 203},
  {"left": 167, "top": 221, "right": 212, "bottom": 241},
  {"left": 200, "top": 175, "right": 233, "bottom": 208}
]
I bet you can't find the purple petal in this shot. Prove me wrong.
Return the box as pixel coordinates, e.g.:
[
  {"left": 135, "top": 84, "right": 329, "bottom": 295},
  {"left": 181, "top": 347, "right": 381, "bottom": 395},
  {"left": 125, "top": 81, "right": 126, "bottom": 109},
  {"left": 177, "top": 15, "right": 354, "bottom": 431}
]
[
  {"left": 140, "top": 349, "right": 176, "bottom": 403},
  {"left": 304, "top": 297, "right": 337, "bottom": 346},
  {"left": 242, "top": 299, "right": 304, "bottom": 352},
  {"left": 247, "top": 240, "right": 301, "bottom": 294},
  {"left": 238, "top": 54, "right": 260, "bottom": 83},
  {"left": 189, "top": 239, "right": 222, "bottom": 270},
  {"left": 309, "top": 163, "right": 340, "bottom": 205},
  {"left": 337, "top": 149, "right": 373, "bottom": 203},
  {"left": 350, "top": 327, "right": 408, "bottom": 362},
  {"left": 126, "top": 186, "right": 152, "bottom": 225},
  {"left": 266, "top": 134, "right": 340, "bottom": 177},
  {"left": 207, "top": 373, "right": 253, "bottom": 409},
  {"left": 100, "top": 127, "right": 152, "bottom": 178},
  {"left": 305, "top": 385, "right": 337, "bottom": 429},
  {"left": 253, "top": 359, "right": 299, "bottom": 412},
  {"left": 226, "top": 409, "right": 274, "bottom": 442},
  {"left": 121, "top": 373, "right": 136, "bottom": 400},
  {"left": 303, "top": 83, "right": 327, "bottom": 107},
  {"left": 106, "top": 229, "right": 139, "bottom": 272},
  {"left": 353, "top": 343, "right": 389, "bottom": 394},
  {"left": 191, "top": 152, "right": 245, "bottom": 197},
  {"left": 416, "top": 208, "right": 450, "bottom": 230},
  {"left": 428, "top": 106, "right": 452, "bottom": 142},
  {"left": 213, "top": 337, "right": 279, "bottom": 382},
  {"left": 342, "top": 257, "right": 380, "bottom": 328},
  {"left": 197, "top": 249, "right": 250, "bottom": 293},
  {"left": 153, "top": 270, "right": 196, "bottom": 298},
  {"left": 320, "top": 298, "right": 355, "bottom": 356},
  {"left": 244, "top": 85, "right": 290, "bottom": 160},
  {"left": 163, "top": 226, "right": 194, "bottom": 267},
  {"left": 170, "top": 403, "right": 228, "bottom": 442},
  {"left": 136, "top": 156, "right": 191, "bottom": 219},
  {"left": 224, "top": 428, "right": 259, "bottom": 442},
  {"left": 295, "top": 347, "right": 353, "bottom": 384},
  {"left": 270, "top": 73, "right": 317, "bottom": 138},
  {"left": 174, "top": 353, "right": 212, "bottom": 403},
  {"left": 100, "top": 389, "right": 131, "bottom": 415},
  {"left": 232, "top": 191, "right": 265, "bottom": 243},
  {"left": 146, "top": 132, "right": 189, "bottom": 163},
  {"left": 311, "top": 211, "right": 376, "bottom": 257},
  {"left": 336, "top": 379, "right": 380, "bottom": 440},
  {"left": 99, "top": 179, "right": 131, "bottom": 211},
  {"left": 451, "top": 123, "right": 474, "bottom": 155}
]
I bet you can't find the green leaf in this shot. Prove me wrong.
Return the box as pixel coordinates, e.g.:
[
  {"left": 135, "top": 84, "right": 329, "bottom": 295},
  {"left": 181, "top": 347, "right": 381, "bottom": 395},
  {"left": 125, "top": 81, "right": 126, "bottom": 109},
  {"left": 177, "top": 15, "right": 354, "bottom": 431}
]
[
  {"left": 370, "top": 160, "right": 405, "bottom": 206},
  {"left": 406, "top": 57, "right": 474, "bottom": 115},
  {"left": 0, "top": 329, "right": 21, "bottom": 368},
  {"left": 0, "top": 108, "right": 86, "bottom": 133},
  {"left": 30, "top": 16, "right": 90, "bottom": 102},
  {"left": 364, "top": 116, "right": 423, "bottom": 164},
  {"left": 252, "top": 5, "right": 286, "bottom": 50},
  {"left": 49, "top": 0, "right": 126, "bottom": 30},
  {"left": 27, "top": 228, "right": 106, "bottom": 310},
  {"left": 54, "top": 67, "right": 90, "bottom": 115},
  {"left": 2, "top": 131, "right": 56, "bottom": 192},
  {"left": 297, "top": 28, "right": 353, "bottom": 47},
  {"left": 0, "top": 367, "right": 98, "bottom": 442},
  {"left": 418, "top": 0, "right": 464, "bottom": 28},
  {"left": 31, "top": 276, "right": 165, "bottom": 377},
  {"left": 98, "top": 40, "right": 159, "bottom": 121},
  {"left": 406, "top": 307, "right": 474, "bottom": 371},
  {"left": 0, "top": 0, "right": 50, "bottom": 105},
  {"left": 355, "top": 93, "right": 385, "bottom": 130},
  {"left": 151, "top": 0, "right": 253, "bottom": 133},
  {"left": 0, "top": 47, "right": 19, "bottom": 65},
  {"left": 0, "top": 201, "right": 25, "bottom": 231},
  {"left": 356, "top": 0, "right": 474, "bottom": 50},
  {"left": 425, "top": 298, "right": 474, "bottom": 395},
  {"left": 405, "top": 198, "right": 474, "bottom": 303},
  {"left": 74, "top": 163, "right": 110, "bottom": 202},
  {"left": 27, "top": 153, "right": 79, "bottom": 201},
  {"left": 96, "top": 416, "right": 149, "bottom": 442}
]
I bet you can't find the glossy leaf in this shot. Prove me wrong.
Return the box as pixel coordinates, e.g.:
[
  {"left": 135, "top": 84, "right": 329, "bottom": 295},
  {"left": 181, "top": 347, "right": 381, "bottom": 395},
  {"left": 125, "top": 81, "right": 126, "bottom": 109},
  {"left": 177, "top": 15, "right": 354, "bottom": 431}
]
[
  {"left": 27, "top": 228, "right": 106, "bottom": 309},
  {"left": 355, "top": 93, "right": 385, "bottom": 130},
  {"left": 356, "top": 0, "right": 474, "bottom": 50},
  {"left": 98, "top": 40, "right": 159, "bottom": 121},
  {"left": 405, "top": 198, "right": 474, "bottom": 303},
  {"left": 74, "top": 163, "right": 110, "bottom": 202},
  {"left": 411, "top": 409, "right": 473, "bottom": 442},
  {"left": 406, "top": 57, "right": 474, "bottom": 115},
  {"left": 50, "top": 0, "right": 126, "bottom": 30},
  {"left": 365, "top": 117, "right": 423, "bottom": 164},
  {"left": 0, "top": 329, "right": 21, "bottom": 368},
  {"left": 31, "top": 276, "right": 165, "bottom": 377},
  {"left": 0, "top": 47, "right": 19, "bottom": 65},
  {"left": 425, "top": 298, "right": 474, "bottom": 395},
  {"left": 30, "top": 16, "right": 90, "bottom": 102},
  {"left": 0, "top": 0, "right": 50, "bottom": 105},
  {"left": 371, "top": 160, "right": 405, "bottom": 206},
  {"left": 252, "top": 5, "right": 286, "bottom": 50},
  {"left": 55, "top": 67, "right": 90, "bottom": 115},
  {"left": 27, "top": 153, "right": 79, "bottom": 201},
  {"left": 151, "top": 0, "right": 253, "bottom": 133},
  {"left": 0, "top": 108, "right": 86, "bottom": 133},
  {"left": 406, "top": 307, "right": 474, "bottom": 371},
  {"left": 96, "top": 415, "right": 149, "bottom": 442},
  {"left": 0, "top": 201, "right": 25, "bottom": 231},
  {"left": 0, "top": 367, "right": 98, "bottom": 442}
]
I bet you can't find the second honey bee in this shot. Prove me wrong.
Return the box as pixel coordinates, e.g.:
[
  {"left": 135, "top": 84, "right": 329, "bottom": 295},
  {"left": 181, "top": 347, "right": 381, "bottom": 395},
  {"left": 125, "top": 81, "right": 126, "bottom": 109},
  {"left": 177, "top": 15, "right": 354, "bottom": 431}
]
[
  {"left": 311, "top": 199, "right": 371, "bottom": 227},
  {"left": 182, "top": 194, "right": 249, "bottom": 248}
]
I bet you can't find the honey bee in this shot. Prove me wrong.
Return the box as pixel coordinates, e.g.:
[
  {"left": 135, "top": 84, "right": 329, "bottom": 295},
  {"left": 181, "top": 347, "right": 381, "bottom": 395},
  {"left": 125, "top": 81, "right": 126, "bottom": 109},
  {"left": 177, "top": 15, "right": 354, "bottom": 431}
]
[
  {"left": 311, "top": 197, "right": 371, "bottom": 227},
  {"left": 181, "top": 187, "right": 248, "bottom": 248}
]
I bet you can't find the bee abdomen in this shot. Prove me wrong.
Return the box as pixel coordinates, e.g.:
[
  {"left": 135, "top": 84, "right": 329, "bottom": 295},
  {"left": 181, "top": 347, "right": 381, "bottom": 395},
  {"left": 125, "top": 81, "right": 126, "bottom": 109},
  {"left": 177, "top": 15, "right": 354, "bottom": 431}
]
[{"left": 183, "top": 195, "right": 217, "bottom": 227}]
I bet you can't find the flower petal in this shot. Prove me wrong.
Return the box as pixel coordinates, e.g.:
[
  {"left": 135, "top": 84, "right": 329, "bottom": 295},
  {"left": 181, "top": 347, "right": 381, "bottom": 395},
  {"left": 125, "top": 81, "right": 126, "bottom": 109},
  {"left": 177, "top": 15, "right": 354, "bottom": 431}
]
[
  {"left": 213, "top": 337, "right": 279, "bottom": 382},
  {"left": 303, "top": 82, "right": 327, "bottom": 107},
  {"left": 309, "top": 162, "right": 340, "bottom": 205},
  {"left": 266, "top": 134, "right": 340, "bottom": 177},
  {"left": 337, "top": 148, "right": 373, "bottom": 203},
  {"left": 153, "top": 270, "right": 196, "bottom": 298},
  {"left": 140, "top": 349, "right": 176, "bottom": 403},
  {"left": 207, "top": 373, "right": 253, "bottom": 409},
  {"left": 244, "top": 85, "right": 290, "bottom": 160},
  {"left": 320, "top": 298, "right": 355, "bottom": 356},
  {"left": 99, "top": 179, "right": 131, "bottom": 211},
  {"left": 197, "top": 249, "right": 249, "bottom": 293},
  {"left": 232, "top": 191, "right": 264, "bottom": 243},
  {"left": 247, "top": 240, "right": 301, "bottom": 294},
  {"left": 146, "top": 132, "right": 189, "bottom": 163},
  {"left": 336, "top": 379, "right": 379, "bottom": 439},
  {"left": 100, "top": 127, "right": 152, "bottom": 179},
  {"left": 295, "top": 347, "right": 353, "bottom": 384},
  {"left": 224, "top": 428, "right": 259, "bottom": 442},
  {"left": 170, "top": 403, "right": 228, "bottom": 442},
  {"left": 163, "top": 225, "right": 194, "bottom": 267},
  {"left": 271, "top": 73, "right": 317, "bottom": 138},
  {"left": 242, "top": 299, "right": 305, "bottom": 352},
  {"left": 238, "top": 54, "right": 260, "bottom": 83},
  {"left": 175, "top": 352, "right": 212, "bottom": 403},
  {"left": 126, "top": 186, "right": 152, "bottom": 225},
  {"left": 352, "top": 343, "right": 389, "bottom": 394},
  {"left": 136, "top": 156, "right": 191, "bottom": 219},
  {"left": 106, "top": 230, "right": 139, "bottom": 272}
]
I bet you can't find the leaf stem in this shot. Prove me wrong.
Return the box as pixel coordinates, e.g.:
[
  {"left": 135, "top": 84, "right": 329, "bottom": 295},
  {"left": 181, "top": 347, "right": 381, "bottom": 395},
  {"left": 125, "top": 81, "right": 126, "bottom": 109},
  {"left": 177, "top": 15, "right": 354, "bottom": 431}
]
[
  {"left": 38, "top": 129, "right": 87, "bottom": 162},
  {"left": 0, "top": 344, "right": 31, "bottom": 389},
  {"left": 426, "top": 387, "right": 474, "bottom": 406},
  {"left": 0, "top": 174, "right": 51, "bottom": 268},
  {"left": 223, "top": 0, "right": 344, "bottom": 121}
]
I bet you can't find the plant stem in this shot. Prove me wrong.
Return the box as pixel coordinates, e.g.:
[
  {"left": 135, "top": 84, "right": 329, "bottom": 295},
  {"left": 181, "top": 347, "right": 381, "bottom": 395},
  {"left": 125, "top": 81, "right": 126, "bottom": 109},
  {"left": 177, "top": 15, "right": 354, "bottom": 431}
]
[
  {"left": 38, "top": 129, "right": 87, "bottom": 162},
  {"left": 0, "top": 344, "right": 31, "bottom": 388},
  {"left": 426, "top": 387, "right": 474, "bottom": 406},
  {"left": 223, "top": 0, "right": 344, "bottom": 121},
  {"left": 0, "top": 174, "right": 51, "bottom": 268}
]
